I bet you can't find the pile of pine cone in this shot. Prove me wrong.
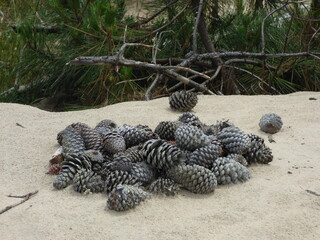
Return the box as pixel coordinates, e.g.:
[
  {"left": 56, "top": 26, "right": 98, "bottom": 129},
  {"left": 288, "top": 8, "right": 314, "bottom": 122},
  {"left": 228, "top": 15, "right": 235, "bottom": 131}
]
[{"left": 48, "top": 112, "right": 273, "bottom": 212}]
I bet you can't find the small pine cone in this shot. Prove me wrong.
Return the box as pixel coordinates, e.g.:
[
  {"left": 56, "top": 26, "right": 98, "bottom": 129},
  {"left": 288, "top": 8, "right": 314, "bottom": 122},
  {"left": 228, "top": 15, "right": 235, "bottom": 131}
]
[
  {"left": 259, "top": 113, "right": 283, "bottom": 134},
  {"left": 95, "top": 119, "right": 117, "bottom": 129},
  {"left": 217, "top": 126, "right": 250, "bottom": 154},
  {"left": 71, "top": 122, "right": 103, "bottom": 150},
  {"left": 102, "top": 131, "right": 126, "bottom": 154},
  {"left": 135, "top": 124, "right": 159, "bottom": 139},
  {"left": 104, "top": 170, "right": 140, "bottom": 192},
  {"left": 167, "top": 164, "right": 217, "bottom": 194},
  {"left": 175, "top": 125, "right": 211, "bottom": 151},
  {"left": 178, "top": 112, "right": 203, "bottom": 129},
  {"left": 186, "top": 144, "right": 223, "bottom": 169},
  {"left": 53, "top": 153, "right": 92, "bottom": 189},
  {"left": 118, "top": 125, "right": 155, "bottom": 148},
  {"left": 47, "top": 163, "right": 61, "bottom": 175},
  {"left": 131, "top": 162, "right": 156, "bottom": 185},
  {"left": 73, "top": 169, "right": 104, "bottom": 194},
  {"left": 142, "top": 139, "right": 185, "bottom": 171},
  {"left": 147, "top": 178, "right": 180, "bottom": 195},
  {"left": 106, "top": 185, "right": 149, "bottom": 211},
  {"left": 212, "top": 120, "right": 235, "bottom": 133},
  {"left": 155, "top": 121, "right": 182, "bottom": 141},
  {"left": 211, "top": 157, "right": 251, "bottom": 185},
  {"left": 244, "top": 134, "right": 273, "bottom": 164},
  {"left": 57, "top": 126, "right": 85, "bottom": 154},
  {"left": 123, "top": 145, "right": 144, "bottom": 163},
  {"left": 202, "top": 124, "right": 219, "bottom": 136},
  {"left": 103, "top": 160, "right": 134, "bottom": 173},
  {"left": 227, "top": 153, "right": 248, "bottom": 166},
  {"left": 169, "top": 91, "right": 198, "bottom": 112},
  {"left": 83, "top": 150, "right": 107, "bottom": 174}
]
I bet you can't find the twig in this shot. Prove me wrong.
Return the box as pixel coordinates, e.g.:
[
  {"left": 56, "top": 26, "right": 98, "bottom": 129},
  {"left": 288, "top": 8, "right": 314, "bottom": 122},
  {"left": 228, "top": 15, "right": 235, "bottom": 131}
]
[
  {"left": 308, "top": 27, "right": 320, "bottom": 52},
  {"left": 117, "top": 43, "right": 156, "bottom": 58},
  {"left": 129, "top": 0, "right": 178, "bottom": 28},
  {"left": 0, "top": 190, "right": 38, "bottom": 215},
  {"left": 192, "top": 0, "right": 204, "bottom": 53},
  {"left": 144, "top": 73, "right": 161, "bottom": 100},
  {"left": 223, "top": 64, "right": 281, "bottom": 94},
  {"left": 133, "top": 3, "right": 189, "bottom": 42},
  {"left": 225, "top": 59, "right": 277, "bottom": 71},
  {"left": 16, "top": 123, "right": 25, "bottom": 128},
  {"left": 306, "top": 189, "right": 320, "bottom": 197}
]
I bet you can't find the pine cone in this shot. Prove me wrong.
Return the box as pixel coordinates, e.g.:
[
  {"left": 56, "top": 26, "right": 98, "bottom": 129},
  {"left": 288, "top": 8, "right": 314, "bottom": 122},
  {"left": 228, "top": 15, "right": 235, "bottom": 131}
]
[
  {"left": 142, "top": 139, "right": 185, "bottom": 171},
  {"left": 104, "top": 170, "right": 140, "bottom": 192},
  {"left": 175, "top": 125, "right": 211, "bottom": 151},
  {"left": 123, "top": 145, "right": 144, "bottom": 163},
  {"left": 71, "top": 122, "right": 102, "bottom": 150},
  {"left": 211, "top": 157, "right": 251, "bottom": 185},
  {"left": 187, "top": 144, "right": 223, "bottom": 169},
  {"left": 102, "top": 131, "right": 126, "bottom": 154},
  {"left": 259, "top": 113, "right": 283, "bottom": 134},
  {"left": 131, "top": 162, "right": 156, "bottom": 185},
  {"left": 167, "top": 164, "right": 217, "bottom": 194},
  {"left": 106, "top": 185, "right": 149, "bottom": 211},
  {"left": 57, "top": 125, "right": 85, "bottom": 154},
  {"left": 73, "top": 169, "right": 104, "bottom": 194},
  {"left": 155, "top": 121, "right": 182, "bottom": 141},
  {"left": 244, "top": 134, "right": 273, "bottom": 164},
  {"left": 212, "top": 120, "right": 235, "bottom": 133},
  {"left": 118, "top": 125, "right": 155, "bottom": 148},
  {"left": 169, "top": 91, "right": 198, "bottom": 111},
  {"left": 95, "top": 119, "right": 117, "bottom": 129},
  {"left": 53, "top": 153, "right": 92, "bottom": 189},
  {"left": 147, "top": 178, "right": 180, "bottom": 196},
  {"left": 217, "top": 126, "right": 250, "bottom": 154},
  {"left": 178, "top": 112, "right": 204, "bottom": 129},
  {"left": 227, "top": 153, "right": 248, "bottom": 166}
]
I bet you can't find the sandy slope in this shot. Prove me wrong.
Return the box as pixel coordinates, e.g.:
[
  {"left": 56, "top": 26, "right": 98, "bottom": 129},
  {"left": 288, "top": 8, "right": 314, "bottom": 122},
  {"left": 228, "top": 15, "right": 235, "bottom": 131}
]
[{"left": 0, "top": 92, "right": 319, "bottom": 240}]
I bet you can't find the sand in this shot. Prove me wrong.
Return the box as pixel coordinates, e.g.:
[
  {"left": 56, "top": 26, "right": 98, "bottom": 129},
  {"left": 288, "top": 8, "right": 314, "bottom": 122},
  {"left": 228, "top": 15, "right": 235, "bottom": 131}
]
[{"left": 0, "top": 92, "right": 320, "bottom": 240}]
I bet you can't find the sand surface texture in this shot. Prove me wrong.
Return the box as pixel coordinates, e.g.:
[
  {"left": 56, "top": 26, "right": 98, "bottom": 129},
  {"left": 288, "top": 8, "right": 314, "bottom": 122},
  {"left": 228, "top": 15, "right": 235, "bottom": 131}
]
[{"left": 1, "top": 92, "right": 320, "bottom": 240}]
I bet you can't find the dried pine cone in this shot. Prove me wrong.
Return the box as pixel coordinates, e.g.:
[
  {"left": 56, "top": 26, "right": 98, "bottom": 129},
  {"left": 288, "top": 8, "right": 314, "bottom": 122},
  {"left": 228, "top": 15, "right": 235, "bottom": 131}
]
[
  {"left": 213, "top": 120, "right": 235, "bottom": 133},
  {"left": 71, "top": 122, "right": 102, "bottom": 150},
  {"left": 102, "top": 131, "right": 126, "bottom": 154},
  {"left": 244, "top": 134, "right": 273, "bottom": 164},
  {"left": 118, "top": 125, "right": 155, "bottom": 148},
  {"left": 95, "top": 119, "right": 117, "bottom": 129},
  {"left": 53, "top": 153, "right": 92, "bottom": 189},
  {"left": 106, "top": 185, "right": 149, "bottom": 211},
  {"left": 147, "top": 178, "right": 180, "bottom": 196},
  {"left": 169, "top": 91, "right": 198, "bottom": 112},
  {"left": 155, "top": 121, "right": 182, "bottom": 141},
  {"left": 57, "top": 125, "right": 85, "bottom": 154},
  {"left": 131, "top": 162, "right": 156, "bottom": 185},
  {"left": 104, "top": 170, "right": 140, "bottom": 192},
  {"left": 175, "top": 125, "right": 211, "bottom": 151},
  {"left": 123, "top": 145, "right": 144, "bottom": 163},
  {"left": 227, "top": 153, "right": 248, "bottom": 166},
  {"left": 73, "top": 169, "right": 104, "bottom": 194},
  {"left": 178, "top": 112, "right": 204, "bottom": 129},
  {"left": 259, "top": 113, "right": 283, "bottom": 134},
  {"left": 217, "top": 126, "right": 250, "bottom": 154},
  {"left": 211, "top": 157, "right": 250, "bottom": 185},
  {"left": 187, "top": 144, "right": 223, "bottom": 169},
  {"left": 142, "top": 139, "right": 185, "bottom": 171},
  {"left": 167, "top": 164, "right": 217, "bottom": 194}
]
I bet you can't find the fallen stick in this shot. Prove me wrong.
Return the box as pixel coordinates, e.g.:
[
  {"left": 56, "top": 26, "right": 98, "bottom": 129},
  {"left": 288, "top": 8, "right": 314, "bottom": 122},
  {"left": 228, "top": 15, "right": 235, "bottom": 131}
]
[{"left": 0, "top": 190, "right": 39, "bottom": 215}]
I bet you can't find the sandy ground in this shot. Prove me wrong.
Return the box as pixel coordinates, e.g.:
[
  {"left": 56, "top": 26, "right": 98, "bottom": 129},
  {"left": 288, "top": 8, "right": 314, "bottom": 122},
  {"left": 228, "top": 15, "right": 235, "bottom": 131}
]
[{"left": 0, "top": 92, "right": 320, "bottom": 240}]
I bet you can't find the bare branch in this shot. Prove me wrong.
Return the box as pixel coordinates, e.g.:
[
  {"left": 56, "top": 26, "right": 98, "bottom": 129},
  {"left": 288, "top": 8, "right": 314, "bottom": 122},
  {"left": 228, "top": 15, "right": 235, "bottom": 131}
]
[
  {"left": 192, "top": 0, "right": 204, "bottom": 53},
  {"left": 144, "top": 73, "right": 161, "bottom": 100}
]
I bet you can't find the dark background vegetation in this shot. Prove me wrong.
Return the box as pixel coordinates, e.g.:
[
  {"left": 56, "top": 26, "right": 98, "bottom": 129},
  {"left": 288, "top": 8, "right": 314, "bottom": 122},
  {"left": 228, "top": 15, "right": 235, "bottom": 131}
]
[{"left": 0, "top": 0, "right": 319, "bottom": 111}]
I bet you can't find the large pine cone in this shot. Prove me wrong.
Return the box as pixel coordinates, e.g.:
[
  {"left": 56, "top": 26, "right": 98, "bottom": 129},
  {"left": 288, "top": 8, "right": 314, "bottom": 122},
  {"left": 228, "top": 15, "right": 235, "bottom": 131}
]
[
  {"left": 167, "top": 164, "right": 217, "bottom": 194},
  {"left": 71, "top": 122, "right": 103, "bottom": 150},
  {"left": 155, "top": 121, "right": 182, "bottom": 141},
  {"left": 217, "top": 126, "right": 250, "bottom": 154},
  {"left": 187, "top": 144, "right": 223, "bottom": 169},
  {"left": 169, "top": 91, "right": 198, "bottom": 112},
  {"left": 147, "top": 178, "right": 180, "bottom": 196},
  {"left": 142, "top": 139, "right": 185, "bottom": 171},
  {"left": 104, "top": 170, "right": 140, "bottom": 192},
  {"left": 102, "top": 131, "right": 126, "bottom": 154},
  {"left": 57, "top": 125, "right": 85, "bottom": 154},
  {"left": 53, "top": 153, "right": 92, "bottom": 189},
  {"left": 244, "top": 134, "right": 273, "bottom": 164},
  {"left": 106, "top": 185, "right": 149, "bottom": 211},
  {"left": 211, "top": 157, "right": 251, "bottom": 185},
  {"left": 118, "top": 125, "right": 156, "bottom": 148},
  {"left": 175, "top": 125, "right": 211, "bottom": 151},
  {"left": 73, "top": 169, "right": 104, "bottom": 194},
  {"left": 259, "top": 113, "right": 283, "bottom": 134}
]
